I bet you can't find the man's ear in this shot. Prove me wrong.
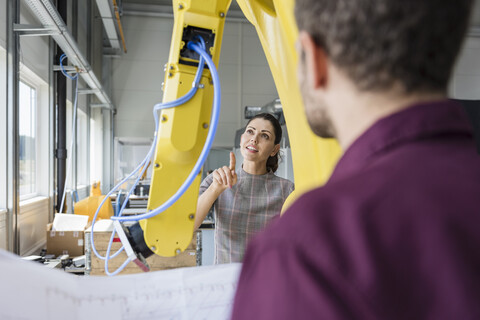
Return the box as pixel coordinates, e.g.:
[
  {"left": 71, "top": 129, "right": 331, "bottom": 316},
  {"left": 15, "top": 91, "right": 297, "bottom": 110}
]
[
  {"left": 271, "top": 144, "right": 281, "bottom": 157},
  {"left": 298, "top": 31, "right": 328, "bottom": 89}
]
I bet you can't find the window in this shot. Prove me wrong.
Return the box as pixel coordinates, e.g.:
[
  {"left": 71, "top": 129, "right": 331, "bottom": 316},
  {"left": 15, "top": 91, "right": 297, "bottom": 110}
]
[
  {"left": 19, "top": 81, "right": 37, "bottom": 198},
  {"left": 19, "top": 65, "right": 49, "bottom": 202}
]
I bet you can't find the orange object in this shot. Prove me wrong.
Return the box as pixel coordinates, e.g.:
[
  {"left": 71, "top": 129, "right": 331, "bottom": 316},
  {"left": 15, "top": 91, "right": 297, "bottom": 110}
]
[{"left": 74, "top": 181, "right": 113, "bottom": 222}]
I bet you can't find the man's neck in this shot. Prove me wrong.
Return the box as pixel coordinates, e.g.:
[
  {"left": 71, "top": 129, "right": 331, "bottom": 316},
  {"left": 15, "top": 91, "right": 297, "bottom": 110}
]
[{"left": 331, "top": 88, "right": 446, "bottom": 150}]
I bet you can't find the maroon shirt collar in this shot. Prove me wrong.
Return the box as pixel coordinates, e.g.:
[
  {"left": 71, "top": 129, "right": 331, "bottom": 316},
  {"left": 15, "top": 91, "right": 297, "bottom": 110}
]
[{"left": 328, "top": 99, "right": 473, "bottom": 183}]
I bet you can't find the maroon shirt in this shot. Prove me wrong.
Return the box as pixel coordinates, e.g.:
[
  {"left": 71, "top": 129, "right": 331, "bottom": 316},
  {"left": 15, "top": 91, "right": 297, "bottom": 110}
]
[{"left": 232, "top": 100, "right": 480, "bottom": 320}]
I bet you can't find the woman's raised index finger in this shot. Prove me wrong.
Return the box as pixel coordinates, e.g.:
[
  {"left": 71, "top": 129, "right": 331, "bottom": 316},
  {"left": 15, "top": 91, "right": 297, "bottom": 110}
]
[{"left": 229, "top": 151, "right": 236, "bottom": 170}]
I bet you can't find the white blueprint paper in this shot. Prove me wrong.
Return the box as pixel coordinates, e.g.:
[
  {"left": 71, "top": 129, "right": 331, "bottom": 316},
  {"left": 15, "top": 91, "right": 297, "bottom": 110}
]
[{"left": 0, "top": 249, "right": 241, "bottom": 320}]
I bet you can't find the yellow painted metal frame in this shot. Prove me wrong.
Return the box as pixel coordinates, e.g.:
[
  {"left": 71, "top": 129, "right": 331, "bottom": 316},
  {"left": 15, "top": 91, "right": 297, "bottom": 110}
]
[
  {"left": 144, "top": 0, "right": 232, "bottom": 257},
  {"left": 236, "top": 0, "right": 342, "bottom": 209},
  {"left": 144, "top": 0, "right": 342, "bottom": 258}
]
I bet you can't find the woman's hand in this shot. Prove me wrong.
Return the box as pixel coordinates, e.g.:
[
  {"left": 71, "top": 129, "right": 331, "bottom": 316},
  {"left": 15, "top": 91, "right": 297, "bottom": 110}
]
[
  {"left": 196, "top": 152, "right": 237, "bottom": 230},
  {"left": 211, "top": 152, "right": 238, "bottom": 192}
]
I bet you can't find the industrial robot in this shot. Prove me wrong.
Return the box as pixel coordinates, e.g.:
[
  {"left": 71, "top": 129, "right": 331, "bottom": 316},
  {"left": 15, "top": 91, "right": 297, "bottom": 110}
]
[{"left": 100, "top": 0, "right": 342, "bottom": 272}]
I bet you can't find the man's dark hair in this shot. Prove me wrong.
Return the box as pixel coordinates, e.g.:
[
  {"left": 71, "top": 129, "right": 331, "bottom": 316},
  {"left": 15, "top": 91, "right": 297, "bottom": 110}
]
[{"left": 295, "top": 0, "right": 473, "bottom": 93}]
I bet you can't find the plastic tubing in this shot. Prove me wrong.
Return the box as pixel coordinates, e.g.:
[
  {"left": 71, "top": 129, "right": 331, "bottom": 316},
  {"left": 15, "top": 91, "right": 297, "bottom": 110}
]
[
  {"left": 115, "top": 36, "right": 207, "bottom": 219},
  {"left": 58, "top": 76, "right": 78, "bottom": 214},
  {"left": 59, "top": 53, "right": 79, "bottom": 80},
  {"left": 90, "top": 39, "right": 210, "bottom": 264},
  {"left": 110, "top": 41, "right": 220, "bottom": 222},
  {"left": 101, "top": 41, "right": 213, "bottom": 274},
  {"left": 101, "top": 40, "right": 216, "bottom": 274}
]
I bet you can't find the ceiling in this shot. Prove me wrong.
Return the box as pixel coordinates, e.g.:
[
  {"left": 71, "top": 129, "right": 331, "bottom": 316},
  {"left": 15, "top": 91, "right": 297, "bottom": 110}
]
[
  {"left": 120, "top": 0, "right": 244, "bottom": 18},
  {"left": 121, "top": 0, "right": 242, "bottom": 10},
  {"left": 120, "top": 0, "right": 480, "bottom": 27}
]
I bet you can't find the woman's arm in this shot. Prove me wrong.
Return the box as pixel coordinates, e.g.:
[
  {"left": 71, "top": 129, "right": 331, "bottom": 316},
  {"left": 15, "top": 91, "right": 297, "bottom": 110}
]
[
  {"left": 194, "top": 152, "right": 237, "bottom": 230},
  {"left": 194, "top": 184, "right": 223, "bottom": 230}
]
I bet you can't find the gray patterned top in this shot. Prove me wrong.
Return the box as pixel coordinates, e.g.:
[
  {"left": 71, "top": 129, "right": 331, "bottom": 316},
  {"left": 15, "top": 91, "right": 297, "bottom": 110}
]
[{"left": 199, "top": 168, "right": 294, "bottom": 264}]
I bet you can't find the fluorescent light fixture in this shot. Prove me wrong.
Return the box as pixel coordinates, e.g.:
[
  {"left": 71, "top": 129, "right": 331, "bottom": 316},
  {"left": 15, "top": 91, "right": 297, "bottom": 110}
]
[{"left": 95, "top": 0, "right": 121, "bottom": 49}]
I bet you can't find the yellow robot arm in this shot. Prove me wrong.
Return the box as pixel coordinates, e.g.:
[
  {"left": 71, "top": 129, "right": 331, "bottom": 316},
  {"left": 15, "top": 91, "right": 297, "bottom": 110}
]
[
  {"left": 236, "top": 0, "right": 342, "bottom": 210},
  {"left": 120, "top": 0, "right": 341, "bottom": 265},
  {"left": 142, "top": 0, "right": 232, "bottom": 258}
]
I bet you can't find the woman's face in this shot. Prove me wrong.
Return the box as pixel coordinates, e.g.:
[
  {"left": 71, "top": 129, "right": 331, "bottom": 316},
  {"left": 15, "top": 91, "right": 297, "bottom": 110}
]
[{"left": 240, "top": 118, "right": 279, "bottom": 164}]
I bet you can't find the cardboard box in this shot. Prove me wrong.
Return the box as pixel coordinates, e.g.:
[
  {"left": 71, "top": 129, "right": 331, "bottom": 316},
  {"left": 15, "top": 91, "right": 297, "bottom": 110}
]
[
  {"left": 85, "top": 230, "right": 200, "bottom": 276},
  {"left": 46, "top": 223, "right": 85, "bottom": 257}
]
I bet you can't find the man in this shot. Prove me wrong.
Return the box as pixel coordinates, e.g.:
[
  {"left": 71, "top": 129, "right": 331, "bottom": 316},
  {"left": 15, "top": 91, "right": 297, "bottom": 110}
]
[{"left": 232, "top": 0, "right": 480, "bottom": 319}]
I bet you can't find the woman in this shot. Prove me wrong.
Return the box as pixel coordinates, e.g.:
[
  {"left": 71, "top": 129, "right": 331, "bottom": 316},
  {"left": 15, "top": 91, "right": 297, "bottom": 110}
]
[{"left": 195, "top": 113, "right": 294, "bottom": 264}]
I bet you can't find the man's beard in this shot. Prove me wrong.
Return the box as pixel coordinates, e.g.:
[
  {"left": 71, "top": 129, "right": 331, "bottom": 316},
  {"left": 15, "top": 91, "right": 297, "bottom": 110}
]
[
  {"left": 306, "top": 107, "right": 335, "bottom": 138},
  {"left": 298, "top": 59, "right": 336, "bottom": 139}
]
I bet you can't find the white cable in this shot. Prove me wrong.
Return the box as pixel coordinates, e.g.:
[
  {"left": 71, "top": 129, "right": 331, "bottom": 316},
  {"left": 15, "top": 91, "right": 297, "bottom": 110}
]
[{"left": 59, "top": 78, "right": 79, "bottom": 214}]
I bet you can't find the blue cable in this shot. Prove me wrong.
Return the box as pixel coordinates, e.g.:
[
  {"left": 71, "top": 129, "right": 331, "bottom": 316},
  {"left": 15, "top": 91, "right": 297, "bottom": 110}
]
[
  {"left": 57, "top": 54, "right": 124, "bottom": 268},
  {"left": 102, "top": 40, "right": 216, "bottom": 274},
  {"left": 104, "top": 228, "right": 130, "bottom": 276},
  {"left": 114, "top": 38, "right": 208, "bottom": 220},
  {"left": 101, "top": 40, "right": 218, "bottom": 274},
  {"left": 114, "top": 35, "right": 207, "bottom": 220},
  {"left": 111, "top": 41, "right": 221, "bottom": 222},
  {"left": 90, "top": 132, "right": 158, "bottom": 261},
  {"left": 90, "top": 38, "right": 217, "bottom": 275},
  {"left": 59, "top": 53, "right": 79, "bottom": 80}
]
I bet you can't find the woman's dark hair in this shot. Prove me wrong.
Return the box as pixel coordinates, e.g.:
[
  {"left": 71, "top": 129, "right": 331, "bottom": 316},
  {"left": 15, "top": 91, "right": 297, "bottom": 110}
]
[{"left": 246, "top": 113, "right": 282, "bottom": 173}]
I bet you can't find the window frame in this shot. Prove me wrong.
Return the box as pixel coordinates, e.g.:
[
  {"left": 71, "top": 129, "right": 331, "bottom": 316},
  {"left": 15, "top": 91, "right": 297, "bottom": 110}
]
[
  {"left": 18, "top": 64, "right": 49, "bottom": 203},
  {"left": 18, "top": 78, "right": 39, "bottom": 200}
]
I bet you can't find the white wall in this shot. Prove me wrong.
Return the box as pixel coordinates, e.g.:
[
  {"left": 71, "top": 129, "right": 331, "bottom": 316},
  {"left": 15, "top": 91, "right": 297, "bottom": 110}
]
[
  {"left": 450, "top": 36, "right": 480, "bottom": 99},
  {"left": 19, "top": 3, "right": 50, "bottom": 84},
  {"left": 238, "top": 23, "right": 278, "bottom": 120},
  {"left": 112, "top": 16, "right": 277, "bottom": 148},
  {"left": 18, "top": 197, "right": 49, "bottom": 255},
  {"left": 111, "top": 16, "right": 172, "bottom": 138},
  {"left": 218, "top": 21, "right": 278, "bottom": 146}
]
